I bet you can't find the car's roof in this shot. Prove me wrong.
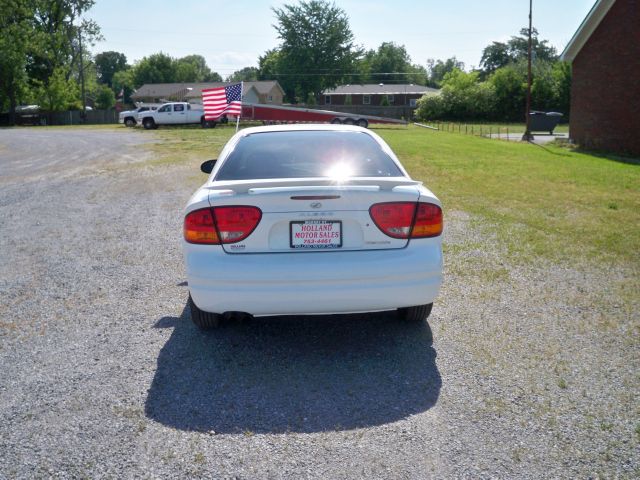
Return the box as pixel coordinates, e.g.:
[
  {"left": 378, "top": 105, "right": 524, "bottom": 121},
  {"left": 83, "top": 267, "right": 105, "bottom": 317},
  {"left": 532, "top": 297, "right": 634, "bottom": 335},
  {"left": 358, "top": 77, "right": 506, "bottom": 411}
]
[{"left": 236, "top": 124, "right": 370, "bottom": 137}]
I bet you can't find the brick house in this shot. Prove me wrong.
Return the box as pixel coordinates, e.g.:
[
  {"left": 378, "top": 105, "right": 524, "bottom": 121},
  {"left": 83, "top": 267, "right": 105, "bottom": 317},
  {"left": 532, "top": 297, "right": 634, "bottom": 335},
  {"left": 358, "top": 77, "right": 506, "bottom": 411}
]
[
  {"left": 560, "top": 0, "right": 640, "bottom": 157},
  {"left": 321, "top": 84, "right": 439, "bottom": 108},
  {"left": 131, "top": 81, "right": 285, "bottom": 106}
]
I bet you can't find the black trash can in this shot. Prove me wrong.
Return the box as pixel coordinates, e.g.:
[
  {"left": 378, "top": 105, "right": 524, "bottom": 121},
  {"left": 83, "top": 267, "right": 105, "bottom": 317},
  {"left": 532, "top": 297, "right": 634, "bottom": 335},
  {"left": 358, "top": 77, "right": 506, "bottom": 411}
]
[{"left": 529, "top": 111, "right": 563, "bottom": 134}]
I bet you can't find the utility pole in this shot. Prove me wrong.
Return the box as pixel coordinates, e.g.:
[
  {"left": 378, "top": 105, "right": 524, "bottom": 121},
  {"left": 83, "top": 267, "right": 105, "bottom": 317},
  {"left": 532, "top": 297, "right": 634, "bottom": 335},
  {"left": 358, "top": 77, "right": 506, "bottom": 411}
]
[
  {"left": 522, "top": 0, "right": 533, "bottom": 141},
  {"left": 78, "top": 30, "right": 86, "bottom": 121}
]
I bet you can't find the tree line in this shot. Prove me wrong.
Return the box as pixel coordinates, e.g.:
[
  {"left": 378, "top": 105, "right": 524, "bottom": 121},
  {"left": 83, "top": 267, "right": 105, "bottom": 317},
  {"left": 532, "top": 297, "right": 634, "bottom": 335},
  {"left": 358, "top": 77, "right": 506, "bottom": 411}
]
[
  {"left": 415, "top": 28, "right": 571, "bottom": 122},
  {"left": 1, "top": 0, "right": 570, "bottom": 123}
]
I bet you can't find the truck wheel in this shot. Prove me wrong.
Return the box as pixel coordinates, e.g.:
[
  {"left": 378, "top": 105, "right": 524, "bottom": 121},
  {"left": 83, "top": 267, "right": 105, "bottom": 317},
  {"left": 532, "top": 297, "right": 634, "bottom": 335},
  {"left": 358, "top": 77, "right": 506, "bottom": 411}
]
[
  {"left": 142, "top": 118, "right": 156, "bottom": 130},
  {"left": 330, "top": 118, "right": 342, "bottom": 124},
  {"left": 342, "top": 117, "right": 355, "bottom": 125},
  {"left": 124, "top": 117, "right": 136, "bottom": 127},
  {"left": 356, "top": 118, "right": 369, "bottom": 128}
]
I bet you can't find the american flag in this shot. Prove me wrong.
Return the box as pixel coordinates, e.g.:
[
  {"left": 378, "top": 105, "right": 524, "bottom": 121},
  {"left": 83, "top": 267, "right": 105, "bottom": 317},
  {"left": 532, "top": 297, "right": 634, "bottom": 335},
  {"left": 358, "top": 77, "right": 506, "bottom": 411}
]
[{"left": 202, "top": 83, "right": 243, "bottom": 120}]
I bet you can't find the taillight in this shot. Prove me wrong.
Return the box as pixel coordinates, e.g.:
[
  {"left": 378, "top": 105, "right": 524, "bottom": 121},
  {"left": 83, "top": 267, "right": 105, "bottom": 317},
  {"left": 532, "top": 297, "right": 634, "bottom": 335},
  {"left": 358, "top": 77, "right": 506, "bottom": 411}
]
[
  {"left": 184, "top": 206, "right": 262, "bottom": 244},
  {"left": 184, "top": 208, "right": 219, "bottom": 244},
  {"left": 369, "top": 202, "right": 416, "bottom": 239},
  {"left": 369, "top": 202, "right": 442, "bottom": 239},
  {"left": 213, "top": 206, "right": 262, "bottom": 243},
  {"left": 411, "top": 202, "right": 443, "bottom": 238}
]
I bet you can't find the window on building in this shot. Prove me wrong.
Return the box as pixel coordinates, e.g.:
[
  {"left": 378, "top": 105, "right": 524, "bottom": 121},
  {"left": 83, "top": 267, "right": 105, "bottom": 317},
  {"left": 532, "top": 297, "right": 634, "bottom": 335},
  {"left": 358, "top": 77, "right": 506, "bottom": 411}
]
[
  {"left": 268, "top": 95, "right": 273, "bottom": 102},
  {"left": 325, "top": 95, "right": 331, "bottom": 105},
  {"left": 409, "top": 98, "right": 418, "bottom": 107},
  {"left": 363, "top": 95, "right": 371, "bottom": 105},
  {"left": 387, "top": 95, "right": 394, "bottom": 104}
]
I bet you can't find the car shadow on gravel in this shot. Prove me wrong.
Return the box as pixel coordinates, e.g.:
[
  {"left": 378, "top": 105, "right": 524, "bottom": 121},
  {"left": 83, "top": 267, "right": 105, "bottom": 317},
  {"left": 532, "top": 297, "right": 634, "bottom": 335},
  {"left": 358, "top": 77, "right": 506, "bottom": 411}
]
[{"left": 145, "top": 302, "right": 441, "bottom": 434}]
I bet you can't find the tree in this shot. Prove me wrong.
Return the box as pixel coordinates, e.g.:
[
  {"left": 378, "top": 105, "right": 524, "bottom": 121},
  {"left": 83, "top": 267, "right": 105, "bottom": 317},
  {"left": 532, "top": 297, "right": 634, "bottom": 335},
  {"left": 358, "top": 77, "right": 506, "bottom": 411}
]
[
  {"left": 33, "top": 66, "right": 80, "bottom": 111},
  {"left": 94, "top": 51, "right": 127, "bottom": 87},
  {"left": 132, "top": 52, "right": 177, "bottom": 86},
  {"left": 0, "top": 0, "right": 32, "bottom": 122},
  {"left": 551, "top": 61, "right": 571, "bottom": 116},
  {"left": 95, "top": 83, "right": 115, "bottom": 109},
  {"left": 488, "top": 64, "right": 525, "bottom": 121},
  {"left": 480, "top": 28, "right": 558, "bottom": 76},
  {"left": 366, "top": 42, "right": 412, "bottom": 84},
  {"left": 112, "top": 69, "right": 134, "bottom": 104},
  {"left": 227, "top": 66, "right": 259, "bottom": 83},
  {"left": 479, "top": 41, "right": 511, "bottom": 76},
  {"left": 1, "top": 0, "right": 100, "bottom": 120},
  {"left": 175, "top": 54, "right": 221, "bottom": 82},
  {"left": 426, "top": 57, "right": 465, "bottom": 87},
  {"left": 271, "top": 0, "right": 361, "bottom": 102},
  {"left": 27, "top": 0, "right": 101, "bottom": 95},
  {"left": 357, "top": 42, "right": 427, "bottom": 85},
  {"left": 258, "top": 49, "right": 282, "bottom": 81}
]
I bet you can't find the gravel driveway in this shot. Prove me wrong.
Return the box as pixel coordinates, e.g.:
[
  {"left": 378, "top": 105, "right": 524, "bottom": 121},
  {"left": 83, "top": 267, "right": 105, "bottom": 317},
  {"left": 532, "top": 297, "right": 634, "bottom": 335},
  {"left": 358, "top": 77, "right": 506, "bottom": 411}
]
[{"left": 0, "top": 127, "right": 637, "bottom": 478}]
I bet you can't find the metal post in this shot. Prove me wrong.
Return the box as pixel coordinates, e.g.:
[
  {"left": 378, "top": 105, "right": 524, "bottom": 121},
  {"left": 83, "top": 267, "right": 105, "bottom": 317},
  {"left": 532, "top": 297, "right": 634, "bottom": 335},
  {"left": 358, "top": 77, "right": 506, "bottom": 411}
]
[
  {"left": 235, "top": 81, "right": 243, "bottom": 132},
  {"left": 78, "top": 30, "right": 86, "bottom": 121},
  {"left": 522, "top": 0, "right": 534, "bottom": 141}
]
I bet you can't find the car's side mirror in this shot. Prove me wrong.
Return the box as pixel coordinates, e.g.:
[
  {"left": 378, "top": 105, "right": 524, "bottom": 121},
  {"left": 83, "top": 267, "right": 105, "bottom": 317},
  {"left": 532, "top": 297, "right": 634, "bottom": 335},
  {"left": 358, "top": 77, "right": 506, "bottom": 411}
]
[{"left": 200, "top": 159, "right": 217, "bottom": 174}]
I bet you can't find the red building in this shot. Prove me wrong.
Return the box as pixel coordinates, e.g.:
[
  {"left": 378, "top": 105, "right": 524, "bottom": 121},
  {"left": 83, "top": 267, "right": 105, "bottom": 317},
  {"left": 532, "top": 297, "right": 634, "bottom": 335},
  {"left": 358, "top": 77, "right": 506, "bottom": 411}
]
[{"left": 560, "top": 0, "right": 640, "bottom": 157}]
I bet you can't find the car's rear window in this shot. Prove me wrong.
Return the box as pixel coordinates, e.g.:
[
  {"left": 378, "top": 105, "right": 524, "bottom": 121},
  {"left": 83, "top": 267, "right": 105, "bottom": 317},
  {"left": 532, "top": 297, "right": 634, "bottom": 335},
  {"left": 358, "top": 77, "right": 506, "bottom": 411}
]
[{"left": 215, "top": 131, "right": 403, "bottom": 180}]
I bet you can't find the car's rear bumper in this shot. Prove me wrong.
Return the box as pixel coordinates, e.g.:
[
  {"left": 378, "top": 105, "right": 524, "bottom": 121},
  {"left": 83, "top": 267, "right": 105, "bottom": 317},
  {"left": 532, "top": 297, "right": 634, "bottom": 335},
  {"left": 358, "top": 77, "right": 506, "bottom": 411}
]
[{"left": 184, "top": 240, "right": 443, "bottom": 316}]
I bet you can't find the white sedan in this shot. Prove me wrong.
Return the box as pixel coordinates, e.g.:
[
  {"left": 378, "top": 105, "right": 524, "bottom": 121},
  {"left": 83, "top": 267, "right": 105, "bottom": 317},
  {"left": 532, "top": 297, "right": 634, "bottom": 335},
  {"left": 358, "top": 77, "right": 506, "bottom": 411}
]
[{"left": 182, "top": 125, "right": 443, "bottom": 328}]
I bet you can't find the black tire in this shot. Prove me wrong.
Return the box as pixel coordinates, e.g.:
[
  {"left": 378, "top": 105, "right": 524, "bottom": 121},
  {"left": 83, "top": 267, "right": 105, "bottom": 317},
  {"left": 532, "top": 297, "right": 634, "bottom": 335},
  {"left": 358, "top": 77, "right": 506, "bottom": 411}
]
[
  {"left": 142, "top": 118, "right": 156, "bottom": 130},
  {"left": 356, "top": 118, "right": 369, "bottom": 128},
  {"left": 398, "top": 303, "right": 433, "bottom": 322},
  {"left": 330, "top": 118, "right": 342, "bottom": 124},
  {"left": 124, "top": 117, "right": 136, "bottom": 127},
  {"left": 342, "top": 117, "right": 355, "bottom": 125},
  {"left": 188, "top": 294, "right": 222, "bottom": 329}
]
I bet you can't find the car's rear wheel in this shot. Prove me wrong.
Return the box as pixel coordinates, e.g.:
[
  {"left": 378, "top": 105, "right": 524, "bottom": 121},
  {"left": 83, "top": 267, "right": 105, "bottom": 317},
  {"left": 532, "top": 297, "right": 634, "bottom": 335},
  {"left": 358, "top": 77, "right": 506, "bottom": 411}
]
[
  {"left": 356, "top": 118, "right": 369, "bottom": 128},
  {"left": 330, "top": 117, "right": 342, "bottom": 124},
  {"left": 124, "top": 117, "right": 136, "bottom": 127},
  {"left": 142, "top": 118, "right": 156, "bottom": 130},
  {"left": 342, "top": 117, "right": 355, "bottom": 125},
  {"left": 398, "top": 303, "right": 433, "bottom": 322},
  {"left": 188, "top": 294, "right": 221, "bottom": 329}
]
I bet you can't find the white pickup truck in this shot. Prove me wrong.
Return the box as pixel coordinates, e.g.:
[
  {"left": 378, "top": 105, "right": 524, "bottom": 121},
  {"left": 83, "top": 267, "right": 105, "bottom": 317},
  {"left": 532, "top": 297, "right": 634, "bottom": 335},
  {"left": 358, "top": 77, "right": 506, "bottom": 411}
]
[
  {"left": 119, "top": 105, "right": 159, "bottom": 127},
  {"left": 138, "top": 102, "right": 208, "bottom": 129}
]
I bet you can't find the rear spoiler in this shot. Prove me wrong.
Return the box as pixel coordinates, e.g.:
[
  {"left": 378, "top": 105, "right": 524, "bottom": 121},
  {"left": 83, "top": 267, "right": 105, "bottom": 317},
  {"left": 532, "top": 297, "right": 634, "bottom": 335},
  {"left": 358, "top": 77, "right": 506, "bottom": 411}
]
[{"left": 206, "top": 177, "right": 422, "bottom": 195}]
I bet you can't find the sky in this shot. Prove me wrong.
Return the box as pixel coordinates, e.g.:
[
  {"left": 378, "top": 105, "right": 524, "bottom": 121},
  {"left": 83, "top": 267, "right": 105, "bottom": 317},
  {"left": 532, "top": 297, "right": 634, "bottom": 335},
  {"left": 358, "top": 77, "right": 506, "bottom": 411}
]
[{"left": 86, "top": 0, "right": 595, "bottom": 78}]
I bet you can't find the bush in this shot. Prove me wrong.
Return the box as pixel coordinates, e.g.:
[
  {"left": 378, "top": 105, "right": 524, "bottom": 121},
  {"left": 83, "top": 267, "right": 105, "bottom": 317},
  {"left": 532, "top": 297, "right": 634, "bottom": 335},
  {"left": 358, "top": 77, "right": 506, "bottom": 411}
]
[
  {"left": 95, "top": 84, "right": 116, "bottom": 110},
  {"left": 416, "top": 68, "right": 496, "bottom": 121},
  {"left": 415, "top": 61, "right": 571, "bottom": 122}
]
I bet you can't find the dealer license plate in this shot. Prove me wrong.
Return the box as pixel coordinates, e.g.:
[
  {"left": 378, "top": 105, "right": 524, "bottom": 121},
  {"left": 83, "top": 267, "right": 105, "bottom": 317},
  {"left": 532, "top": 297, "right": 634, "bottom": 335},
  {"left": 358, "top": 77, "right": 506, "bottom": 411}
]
[{"left": 290, "top": 220, "right": 342, "bottom": 249}]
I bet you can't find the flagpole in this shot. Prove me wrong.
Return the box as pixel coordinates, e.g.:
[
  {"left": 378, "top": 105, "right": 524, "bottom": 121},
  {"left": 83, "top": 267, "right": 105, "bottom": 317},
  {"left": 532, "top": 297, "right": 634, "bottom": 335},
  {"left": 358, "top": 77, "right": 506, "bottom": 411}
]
[{"left": 235, "top": 82, "right": 243, "bottom": 133}]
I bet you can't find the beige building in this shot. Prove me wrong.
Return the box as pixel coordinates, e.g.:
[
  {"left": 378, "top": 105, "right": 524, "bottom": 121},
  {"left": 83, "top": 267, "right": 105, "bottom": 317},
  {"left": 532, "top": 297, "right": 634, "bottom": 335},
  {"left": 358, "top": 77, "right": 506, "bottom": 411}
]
[{"left": 131, "top": 81, "right": 285, "bottom": 105}]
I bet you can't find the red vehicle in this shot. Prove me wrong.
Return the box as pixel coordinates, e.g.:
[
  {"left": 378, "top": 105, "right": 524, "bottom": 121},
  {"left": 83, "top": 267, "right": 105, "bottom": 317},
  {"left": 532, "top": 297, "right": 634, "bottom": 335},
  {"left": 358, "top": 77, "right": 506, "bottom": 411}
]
[{"left": 239, "top": 103, "right": 406, "bottom": 128}]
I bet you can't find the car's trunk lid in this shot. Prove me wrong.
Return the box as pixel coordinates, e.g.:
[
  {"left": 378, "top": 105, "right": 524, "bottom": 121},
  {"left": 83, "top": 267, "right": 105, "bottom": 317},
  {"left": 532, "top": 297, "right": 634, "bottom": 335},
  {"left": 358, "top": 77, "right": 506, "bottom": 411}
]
[{"left": 207, "top": 178, "right": 421, "bottom": 253}]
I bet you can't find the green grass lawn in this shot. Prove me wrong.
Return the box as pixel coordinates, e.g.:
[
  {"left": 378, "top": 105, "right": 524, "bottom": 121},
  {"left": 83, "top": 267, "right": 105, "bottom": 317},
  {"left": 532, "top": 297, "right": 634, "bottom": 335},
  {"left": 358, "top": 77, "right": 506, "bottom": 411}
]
[
  {"left": 139, "top": 123, "right": 640, "bottom": 269},
  {"left": 378, "top": 126, "right": 639, "bottom": 268}
]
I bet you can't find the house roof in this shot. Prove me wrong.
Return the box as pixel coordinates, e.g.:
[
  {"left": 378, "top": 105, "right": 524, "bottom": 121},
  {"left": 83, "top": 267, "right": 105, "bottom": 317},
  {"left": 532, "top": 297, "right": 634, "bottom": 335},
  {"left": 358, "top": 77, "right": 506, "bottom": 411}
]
[
  {"left": 323, "top": 84, "right": 439, "bottom": 95},
  {"left": 131, "top": 81, "right": 283, "bottom": 100},
  {"left": 248, "top": 81, "right": 284, "bottom": 95},
  {"left": 560, "top": 0, "right": 616, "bottom": 62}
]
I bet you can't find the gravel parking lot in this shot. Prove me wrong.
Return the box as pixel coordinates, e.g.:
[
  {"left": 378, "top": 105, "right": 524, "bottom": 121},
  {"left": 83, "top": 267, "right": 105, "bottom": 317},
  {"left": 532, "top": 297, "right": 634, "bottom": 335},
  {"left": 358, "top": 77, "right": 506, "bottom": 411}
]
[{"left": 0, "top": 127, "right": 637, "bottom": 478}]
